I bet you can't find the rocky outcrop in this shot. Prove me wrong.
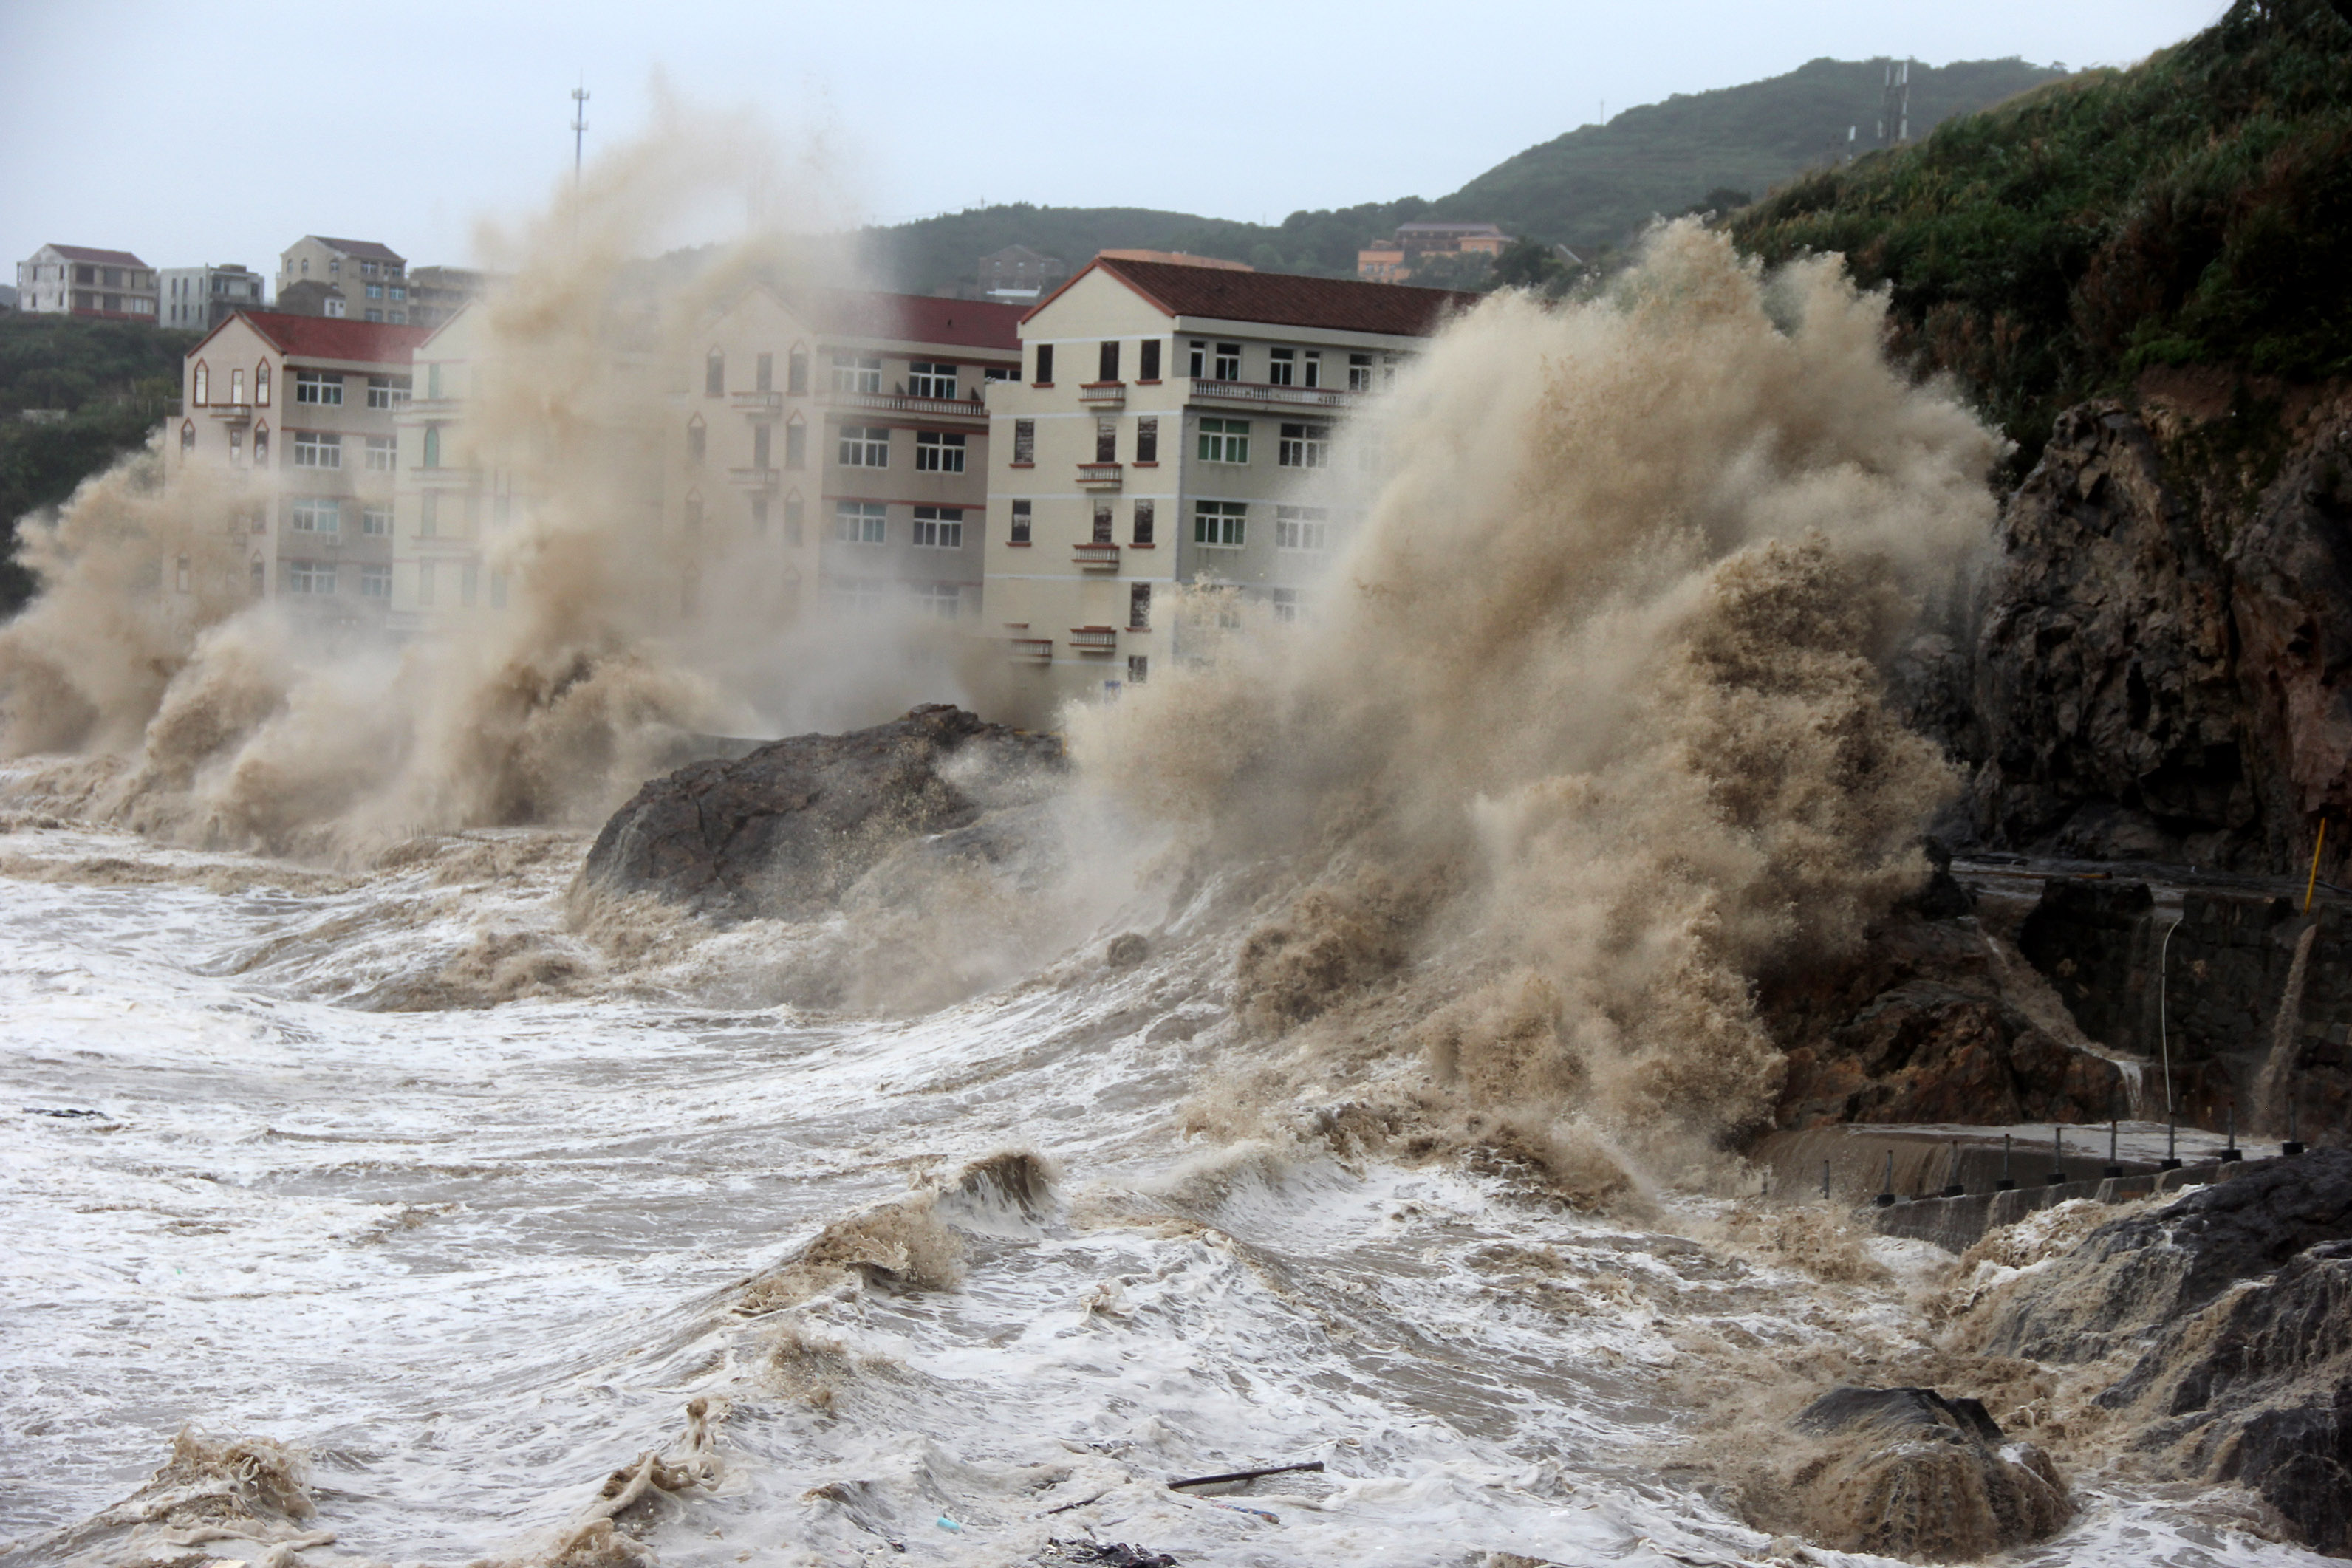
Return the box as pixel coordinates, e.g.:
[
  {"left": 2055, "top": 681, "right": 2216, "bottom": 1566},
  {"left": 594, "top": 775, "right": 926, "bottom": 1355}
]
[
  {"left": 580, "top": 705, "right": 1062, "bottom": 921},
  {"left": 1761, "top": 1386, "right": 2070, "bottom": 1561},
  {"left": 1763, "top": 909, "right": 2125, "bottom": 1128},
  {"left": 1968, "top": 1151, "right": 2352, "bottom": 1555}
]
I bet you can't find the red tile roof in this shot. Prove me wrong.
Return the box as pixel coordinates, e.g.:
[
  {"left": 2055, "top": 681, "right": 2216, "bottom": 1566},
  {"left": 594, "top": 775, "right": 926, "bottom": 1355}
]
[
  {"left": 810, "top": 290, "right": 1023, "bottom": 353},
  {"left": 312, "top": 236, "right": 407, "bottom": 264},
  {"left": 1047, "top": 257, "right": 1479, "bottom": 338},
  {"left": 203, "top": 309, "right": 437, "bottom": 366},
  {"left": 46, "top": 244, "right": 149, "bottom": 267}
]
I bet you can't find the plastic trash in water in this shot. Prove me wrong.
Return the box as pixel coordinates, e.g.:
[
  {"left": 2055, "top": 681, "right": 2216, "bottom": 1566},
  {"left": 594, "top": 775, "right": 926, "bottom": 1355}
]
[{"left": 935, "top": 1515, "right": 962, "bottom": 1533}]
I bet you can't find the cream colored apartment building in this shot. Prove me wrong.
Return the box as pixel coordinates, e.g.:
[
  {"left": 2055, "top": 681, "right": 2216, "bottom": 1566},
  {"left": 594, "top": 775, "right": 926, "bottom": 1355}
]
[
  {"left": 278, "top": 237, "right": 411, "bottom": 323},
  {"left": 163, "top": 310, "right": 431, "bottom": 620},
  {"left": 984, "top": 256, "right": 1474, "bottom": 722},
  {"left": 16, "top": 245, "right": 157, "bottom": 319}
]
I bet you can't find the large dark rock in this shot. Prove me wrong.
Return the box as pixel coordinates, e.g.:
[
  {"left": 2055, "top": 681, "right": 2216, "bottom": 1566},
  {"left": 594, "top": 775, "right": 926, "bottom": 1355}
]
[
  {"left": 1970, "top": 1151, "right": 2352, "bottom": 1555},
  {"left": 580, "top": 705, "right": 1062, "bottom": 921},
  {"left": 1760, "top": 1385, "right": 2069, "bottom": 1561}
]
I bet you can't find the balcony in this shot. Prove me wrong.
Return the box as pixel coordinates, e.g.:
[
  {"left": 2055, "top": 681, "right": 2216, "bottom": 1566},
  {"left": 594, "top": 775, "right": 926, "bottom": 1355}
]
[
  {"left": 413, "top": 465, "right": 480, "bottom": 489},
  {"left": 731, "top": 390, "right": 783, "bottom": 414},
  {"left": 728, "top": 466, "right": 779, "bottom": 490},
  {"left": 1186, "top": 378, "right": 1356, "bottom": 411},
  {"left": 1078, "top": 381, "right": 1126, "bottom": 408},
  {"left": 405, "top": 397, "right": 462, "bottom": 417},
  {"left": 821, "top": 388, "right": 988, "bottom": 425},
  {"left": 1067, "top": 626, "right": 1118, "bottom": 655},
  {"left": 1076, "top": 462, "right": 1122, "bottom": 490},
  {"left": 1073, "top": 541, "right": 1120, "bottom": 570},
  {"left": 208, "top": 403, "right": 253, "bottom": 425},
  {"left": 1008, "top": 636, "right": 1053, "bottom": 662}
]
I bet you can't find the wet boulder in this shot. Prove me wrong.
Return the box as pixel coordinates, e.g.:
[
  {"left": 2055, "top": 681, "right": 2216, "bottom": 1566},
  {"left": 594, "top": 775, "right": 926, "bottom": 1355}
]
[
  {"left": 581, "top": 705, "right": 1063, "bottom": 921},
  {"left": 1769, "top": 1385, "right": 2070, "bottom": 1561}
]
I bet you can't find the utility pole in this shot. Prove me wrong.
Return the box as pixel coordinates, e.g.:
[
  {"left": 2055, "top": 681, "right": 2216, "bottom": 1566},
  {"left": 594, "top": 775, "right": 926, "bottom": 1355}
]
[
  {"left": 571, "top": 78, "right": 591, "bottom": 187},
  {"left": 1878, "top": 60, "right": 1910, "bottom": 149}
]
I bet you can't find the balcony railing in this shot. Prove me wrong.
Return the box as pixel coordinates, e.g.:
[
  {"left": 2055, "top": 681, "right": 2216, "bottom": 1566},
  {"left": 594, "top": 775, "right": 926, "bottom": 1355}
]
[
  {"left": 821, "top": 388, "right": 988, "bottom": 422},
  {"left": 413, "top": 465, "right": 480, "bottom": 488},
  {"left": 1008, "top": 637, "right": 1053, "bottom": 662},
  {"left": 208, "top": 403, "right": 254, "bottom": 424},
  {"left": 1186, "top": 378, "right": 1356, "bottom": 411},
  {"left": 404, "top": 397, "right": 462, "bottom": 417},
  {"left": 1078, "top": 381, "right": 1126, "bottom": 407},
  {"left": 731, "top": 390, "right": 783, "bottom": 414},
  {"left": 1076, "top": 462, "right": 1122, "bottom": 489},
  {"left": 1073, "top": 542, "right": 1120, "bottom": 570},
  {"left": 1067, "top": 626, "right": 1118, "bottom": 655},
  {"left": 728, "top": 466, "right": 779, "bottom": 490}
]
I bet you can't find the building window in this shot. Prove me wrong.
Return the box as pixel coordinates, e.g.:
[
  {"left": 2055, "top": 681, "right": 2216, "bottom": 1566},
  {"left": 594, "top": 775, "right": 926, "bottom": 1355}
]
[
  {"left": 390, "top": 287, "right": 406, "bottom": 302},
  {"left": 683, "top": 492, "right": 703, "bottom": 530},
  {"left": 985, "top": 364, "right": 1017, "bottom": 383},
  {"left": 1010, "top": 499, "right": 1031, "bottom": 544},
  {"left": 787, "top": 348, "right": 809, "bottom": 395},
  {"left": 366, "top": 284, "right": 383, "bottom": 301},
  {"left": 1187, "top": 340, "right": 1204, "bottom": 377},
  {"left": 422, "top": 428, "right": 441, "bottom": 468},
  {"left": 1129, "top": 583, "right": 1151, "bottom": 630},
  {"left": 705, "top": 349, "right": 725, "bottom": 397},
  {"left": 1214, "top": 343, "right": 1241, "bottom": 380},
  {"left": 180, "top": 421, "right": 194, "bottom": 453},
  {"left": 361, "top": 506, "right": 392, "bottom": 536},
  {"left": 909, "top": 361, "right": 957, "bottom": 399},
  {"left": 756, "top": 352, "right": 773, "bottom": 393},
  {"left": 1140, "top": 339, "right": 1161, "bottom": 380},
  {"left": 1092, "top": 501, "right": 1114, "bottom": 544},
  {"left": 1198, "top": 417, "right": 1250, "bottom": 464},
  {"left": 833, "top": 577, "right": 886, "bottom": 616},
  {"left": 360, "top": 565, "right": 392, "bottom": 599},
  {"left": 784, "top": 419, "right": 806, "bottom": 470},
  {"left": 287, "top": 561, "right": 334, "bottom": 594},
  {"left": 915, "top": 431, "right": 965, "bottom": 473},
  {"left": 230, "top": 368, "right": 245, "bottom": 405},
  {"left": 251, "top": 558, "right": 267, "bottom": 594},
  {"left": 1095, "top": 419, "right": 1118, "bottom": 464},
  {"left": 1012, "top": 419, "right": 1035, "bottom": 465},
  {"left": 428, "top": 363, "right": 443, "bottom": 400},
  {"left": 229, "top": 428, "right": 244, "bottom": 462},
  {"left": 687, "top": 417, "right": 706, "bottom": 465},
  {"left": 293, "top": 431, "right": 341, "bottom": 469},
  {"left": 1276, "top": 504, "right": 1330, "bottom": 552},
  {"left": 1034, "top": 343, "right": 1054, "bottom": 384},
  {"left": 193, "top": 363, "right": 208, "bottom": 405},
  {"left": 1348, "top": 352, "right": 1374, "bottom": 392},
  {"left": 1127, "top": 654, "right": 1149, "bottom": 685},
  {"left": 835, "top": 501, "right": 886, "bottom": 544},
  {"left": 839, "top": 425, "right": 889, "bottom": 468},
  {"left": 751, "top": 495, "right": 769, "bottom": 536},
  {"left": 256, "top": 363, "right": 271, "bottom": 405},
  {"left": 462, "top": 562, "right": 479, "bottom": 608},
  {"left": 1279, "top": 422, "right": 1330, "bottom": 468},
  {"left": 418, "top": 561, "right": 435, "bottom": 605},
  {"left": 366, "top": 375, "right": 409, "bottom": 409},
  {"left": 1098, "top": 341, "right": 1120, "bottom": 383},
  {"left": 294, "top": 370, "right": 343, "bottom": 405},
  {"left": 1302, "top": 350, "right": 1322, "bottom": 388},
  {"left": 1132, "top": 499, "right": 1155, "bottom": 545},
  {"left": 253, "top": 424, "right": 269, "bottom": 465},
  {"left": 915, "top": 582, "right": 962, "bottom": 620},
  {"left": 1272, "top": 587, "right": 1302, "bottom": 623},
  {"left": 291, "top": 498, "right": 340, "bottom": 533},
  {"left": 912, "top": 506, "right": 963, "bottom": 548},
  {"left": 175, "top": 556, "right": 191, "bottom": 593},
  {"left": 831, "top": 354, "right": 882, "bottom": 394},
  {"left": 1135, "top": 417, "right": 1158, "bottom": 463},
  {"left": 1193, "top": 499, "right": 1246, "bottom": 547},
  {"left": 784, "top": 493, "right": 804, "bottom": 546},
  {"left": 366, "top": 436, "right": 397, "bottom": 472},
  {"left": 753, "top": 423, "right": 771, "bottom": 470},
  {"left": 1268, "top": 347, "right": 1295, "bottom": 386}
]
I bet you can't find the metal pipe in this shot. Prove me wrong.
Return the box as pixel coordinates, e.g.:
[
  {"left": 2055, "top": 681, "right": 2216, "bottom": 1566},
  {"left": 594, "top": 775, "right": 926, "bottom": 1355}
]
[
  {"left": 1997, "top": 1132, "right": 2015, "bottom": 1191},
  {"left": 2158, "top": 913, "right": 2185, "bottom": 1117},
  {"left": 2048, "top": 1123, "right": 2068, "bottom": 1186},
  {"left": 1875, "top": 1150, "right": 1897, "bottom": 1208}
]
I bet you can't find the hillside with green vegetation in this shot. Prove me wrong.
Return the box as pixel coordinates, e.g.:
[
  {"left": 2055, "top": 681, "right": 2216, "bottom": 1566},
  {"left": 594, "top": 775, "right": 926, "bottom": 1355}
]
[
  {"left": 1731, "top": 0, "right": 2352, "bottom": 471},
  {"left": 861, "top": 55, "right": 2061, "bottom": 295},
  {"left": 0, "top": 315, "right": 195, "bottom": 611}
]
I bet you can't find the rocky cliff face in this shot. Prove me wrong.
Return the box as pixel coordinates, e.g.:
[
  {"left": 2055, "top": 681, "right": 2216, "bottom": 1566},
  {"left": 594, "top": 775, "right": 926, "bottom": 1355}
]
[{"left": 1932, "top": 390, "right": 2352, "bottom": 875}]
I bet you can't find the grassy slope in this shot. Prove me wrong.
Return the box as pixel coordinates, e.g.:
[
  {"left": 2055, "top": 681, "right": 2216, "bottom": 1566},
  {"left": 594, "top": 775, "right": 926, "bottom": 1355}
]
[
  {"left": 1731, "top": 0, "right": 2352, "bottom": 470},
  {"left": 861, "top": 56, "right": 2060, "bottom": 294},
  {"left": 0, "top": 315, "right": 197, "bottom": 611}
]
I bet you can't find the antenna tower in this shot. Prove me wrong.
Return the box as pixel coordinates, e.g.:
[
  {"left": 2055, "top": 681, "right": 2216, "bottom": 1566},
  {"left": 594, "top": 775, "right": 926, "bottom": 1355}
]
[{"left": 571, "top": 79, "right": 591, "bottom": 184}]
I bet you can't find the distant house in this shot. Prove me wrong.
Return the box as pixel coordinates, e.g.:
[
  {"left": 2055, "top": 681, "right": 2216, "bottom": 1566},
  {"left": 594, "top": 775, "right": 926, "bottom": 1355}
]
[
  {"left": 405, "top": 266, "right": 487, "bottom": 331},
  {"left": 977, "top": 245, "right": 1068, "bottom": 303},
  {"left": 14, "top": 244, "right": 159, "bottom": 321},
  {"left": 275, "top": 281, "right": 349, "bottom": 319},
  {"left": 278, "top": 237, "right": 410, "bottom": 323},
  {"left": 1356, "top": 222, "right": 1511, "bottom": 283},
  {"left": 158, "top": 264, "right": 264, "bottom": 332}
]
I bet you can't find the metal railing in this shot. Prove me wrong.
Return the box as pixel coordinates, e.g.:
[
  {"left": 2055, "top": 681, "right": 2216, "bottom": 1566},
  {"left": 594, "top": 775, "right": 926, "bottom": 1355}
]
[{"left": 1186, "top": 378, "right": 1354, "bottom": 411}]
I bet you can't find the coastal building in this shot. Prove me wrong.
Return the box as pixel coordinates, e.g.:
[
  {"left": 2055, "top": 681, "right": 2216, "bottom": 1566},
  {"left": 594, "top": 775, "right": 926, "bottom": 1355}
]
[
  {"left": 1356, "top": 221, "right": 1510, "bottom": 282},
  {"left": 985, "top": 256, "right": 1475, "bottom": 720},
  {"left": 14, "top": 245, "right": 159, "bottom": 320},
  {"left": 669, "top": 286, "right": 1024, "bottom": 629},
  {"left": 977, "top": 246, "right": 1067, "bottom": 304},
  {"left": 278, "top": 237, "right": 409, "bottom": 322},
  {"left": 406, "top": 266, "right": 487, "bottom": 331},
  {"left": 163, "top": 309, "right": 432, "bottom": 621},
  {"left": 157, "top": 264, "right": 264, "bottom": 332}
]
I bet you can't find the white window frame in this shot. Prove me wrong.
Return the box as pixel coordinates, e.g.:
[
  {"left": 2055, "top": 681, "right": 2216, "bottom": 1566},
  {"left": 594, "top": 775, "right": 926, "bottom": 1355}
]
[
  {"left": 293, "top": 431, "right": 341, "bottom": 469},
  {"left": 914, "top": 431, "right": 966, "bottom": 473},
  {"left": 290, "top": 498, "right": 340, "bottom": 533},
  {"left": 1348, "top": 352, "right": 1375, "bottom": 392},
  {"left": 287, "top": 560, "right": 334, "bottom": 594},
  {"left": 835, "top": 501, "right": 886, "bottom": 544},
  {"left": 908, "top": 360, "right": 958, "bottom": 400},
  {"left": 1192, "top": 499, "right": 1246, "bottom": 547},
  {"left": 1278, "top": 422, "right": 1330, "bottom": 469},
  {"left": 831, "top": 353, "right": 883, "bottom": 394},
  {"left": 912, "top": 506, "right": 964, "bottom": 549},
  {"left": 838, "top": 425, "right": 889, "bottom": 468},
  {"left": 365, "top": 435, "right": 397, "bottom": 472},
  {"left": 360, "top": 506, "right": 392, "bottom": 537},
  {"left": 293, "top": 369, "right": 343, "bottom": 406},
  {"left": 1275, "top": 504, "right": 1330, "bottom": 552},
  {"left": 366, "top": 374, "right": 410, "bottom": 410},
  {"left": 1213, "top": 342, "right": 1242, "bottom": 381},
  {"left": 1267, "top": 347, "right": 1296, "bottom": 387},
  {"left": 914, "top": 581, "right": 962, "bottom": 620},
  {"left": 360, "top": 564, "right": 392, "bottom": 599},
  {"left": 1197, "top": 417, "right": 1250, "bottom": 465}
]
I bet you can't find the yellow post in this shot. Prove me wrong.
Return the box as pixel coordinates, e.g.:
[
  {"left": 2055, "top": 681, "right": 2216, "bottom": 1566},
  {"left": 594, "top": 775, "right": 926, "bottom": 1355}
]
[{"left": 2305, "top": 818, "right": 2328, "bottom": 913}]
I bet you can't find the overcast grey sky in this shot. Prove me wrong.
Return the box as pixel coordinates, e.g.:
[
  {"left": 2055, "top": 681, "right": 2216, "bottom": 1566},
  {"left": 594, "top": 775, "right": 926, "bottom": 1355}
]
[{"left": 4, "top": 0, "right": 2225, "bottom": 284}]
